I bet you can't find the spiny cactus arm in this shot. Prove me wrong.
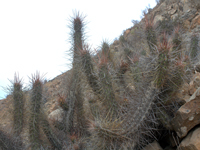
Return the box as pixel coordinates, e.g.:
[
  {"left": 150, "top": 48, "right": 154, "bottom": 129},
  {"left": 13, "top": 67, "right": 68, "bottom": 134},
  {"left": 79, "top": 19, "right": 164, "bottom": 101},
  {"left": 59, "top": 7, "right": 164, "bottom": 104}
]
[
  {"left": 145, "top": 14, "right": 157, "bottom": 54},
  {"left": 80, "top": 48, "right": 100, "bottom": 95},
  {"left": 101, "top": 41, "right": 110, "bottom": 60},
  {"left": 154, "top": 33, "right": 172, "bottom": 89},
  {"left": 120, "top": 87, "right": 158, "bottom": 136},
  {"left": 0, "top": 130, "right": 23, "bottom": 150},
  {"left": 65, "top": 11, "right": 86, "bottom": 135},
  {"left": 69, "top": 11, "right": 85, "bottom": 62},
  {"left": 65, "top": 86, "right": 76, "bottom": 133},
  {"left": 12, "top": 73, "right": 24, "bottom": 135},
  {"left": 172, "top": 26, "right": 182, "bottom": 59},
  {"left": 98, "top": 64, "right": 117, "bottom": 112},
  {"left": 41, "top": 114, "right": 63, "bottom": 150},
  {"left": 29, "top": 72, "right": 43, "bottom": 150},
  {"left": 190, "top": 34, "right": 199, "bottom": 61}
]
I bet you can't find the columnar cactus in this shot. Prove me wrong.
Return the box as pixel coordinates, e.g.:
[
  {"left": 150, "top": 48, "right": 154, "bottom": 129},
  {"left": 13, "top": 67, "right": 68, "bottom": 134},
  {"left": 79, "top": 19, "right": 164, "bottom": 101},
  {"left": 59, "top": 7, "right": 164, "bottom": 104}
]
[
  {"left": 29, "top": 72, "right": 43, "bottom": 150},
  {"left": 145, "top": 14, "right": 157, "bottom": 54},
  {"left": 172, "top": 26, "right": 182, "bottom": 59},
  {"left": 12, "top": 73, "right": 24, "bottom": 135},
  {"left": 0, "top": 129, "right": 23, "bottom": 150},
  {"left": 40, "top": 114, "right": 62, "bottom": 150},
  {"left": 190, "top": 34, "right": 199, "bottom": 62},
  {"left": 154, "top": 33, "right": 171, "bottom": 89},
  {"left": 66, "top": 12, "right": 87, "bottom": 136}
]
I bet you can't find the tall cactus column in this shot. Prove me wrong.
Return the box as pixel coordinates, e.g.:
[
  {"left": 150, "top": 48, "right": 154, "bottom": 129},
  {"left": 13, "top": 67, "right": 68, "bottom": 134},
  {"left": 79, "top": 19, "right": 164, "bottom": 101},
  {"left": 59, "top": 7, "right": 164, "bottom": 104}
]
[
  {"left": 145, "top": 14, "right": 157, "bottom": 54},
  {"left": 29, "top": 72, "right": 43, "bottom": 150},
  {"left": 12, "top": 73, "right": 24, "bottom": 135},
  {"left": 66, "top": 12, "right": 87, "bottom": 136}
]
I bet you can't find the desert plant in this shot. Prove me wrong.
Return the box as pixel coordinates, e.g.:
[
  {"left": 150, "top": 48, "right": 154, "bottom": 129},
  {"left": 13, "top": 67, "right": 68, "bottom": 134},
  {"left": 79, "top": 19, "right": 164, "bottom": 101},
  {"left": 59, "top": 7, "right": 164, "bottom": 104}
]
[
  {"left": 154, "top": 33, "right": 171, "bottom": 89},
  {"left": 153, "top": 32, "right": 189, "bottom": 130},
  {"left": 65, "top": 11, "right": 87, "bottom": 136},
  {"left": 190, "top": 34, "right": 199, "bottom": 62},
  {"left": 29, "top": 72, "right": 43, "bottom": 150},
  {"left": 145, "top": 14, "right": 157, "bottom": 54},
  {"left": 11, "top": 73, "right": 24, "bottom": 135},
  {"left": 172, "top": 26, "right": 182, "bottom": 59},
  {"left": 78, "top": 18, "right": 162, "bottom": 150},
  {"left": 0, "top": 129, "right": 23, "bottom": 150},
  {"left": 40, "top": 114, "right": 63, "bottom": 150},
  {"left": 58, "top": 94, "right": 68, "bottom": 111},
  {"left": 101, "top": 41, "right": 110, "bottom": 60}
]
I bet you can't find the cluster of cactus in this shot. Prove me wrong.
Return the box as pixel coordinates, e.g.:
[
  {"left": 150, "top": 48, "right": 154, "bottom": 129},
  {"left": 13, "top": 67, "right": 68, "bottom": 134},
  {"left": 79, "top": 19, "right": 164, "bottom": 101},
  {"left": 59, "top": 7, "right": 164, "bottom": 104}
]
[
  {"left": 74, "top": 12, "right": 192, "bottom": 149},
  {"left": 1, "top": 9, "right": 199, "bottom": 150}
]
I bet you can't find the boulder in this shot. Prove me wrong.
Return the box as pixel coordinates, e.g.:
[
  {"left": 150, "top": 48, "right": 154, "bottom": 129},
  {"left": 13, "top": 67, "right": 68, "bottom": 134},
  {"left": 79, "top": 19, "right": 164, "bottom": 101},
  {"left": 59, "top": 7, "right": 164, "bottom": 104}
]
[
  {"left": 171, "top": 96, "right": 200, "bottom": 138},
  {"left": 178, "top": 127, "right": 200, "bottom": 150},
  {"left": 48, "top": 108, "right": 64, "bottom": 122}
]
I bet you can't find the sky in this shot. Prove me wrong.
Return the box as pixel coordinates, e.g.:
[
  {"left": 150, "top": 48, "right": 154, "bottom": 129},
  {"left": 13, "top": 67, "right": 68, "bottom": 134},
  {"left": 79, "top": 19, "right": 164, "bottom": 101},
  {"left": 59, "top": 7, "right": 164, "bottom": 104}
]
[{"left": 0, "top": 0, "right": 157, "bottom": 99}]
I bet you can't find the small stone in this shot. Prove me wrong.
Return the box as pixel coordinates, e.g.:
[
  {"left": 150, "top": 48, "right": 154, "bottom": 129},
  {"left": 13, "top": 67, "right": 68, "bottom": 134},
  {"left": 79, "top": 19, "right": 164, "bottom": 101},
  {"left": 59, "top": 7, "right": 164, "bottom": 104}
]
[
  {"left": 154, "top": 15, "right": 164, "bottom": 24},
  {"left": 168, "top": 9, "right": 177, "bottom": 15}
]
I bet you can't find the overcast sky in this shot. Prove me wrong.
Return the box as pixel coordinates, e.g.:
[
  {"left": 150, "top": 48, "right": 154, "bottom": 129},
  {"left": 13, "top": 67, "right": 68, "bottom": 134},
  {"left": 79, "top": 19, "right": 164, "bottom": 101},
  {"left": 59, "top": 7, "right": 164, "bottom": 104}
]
[{"left": 0, "top": 0, "right": 157, "bottom": 99}]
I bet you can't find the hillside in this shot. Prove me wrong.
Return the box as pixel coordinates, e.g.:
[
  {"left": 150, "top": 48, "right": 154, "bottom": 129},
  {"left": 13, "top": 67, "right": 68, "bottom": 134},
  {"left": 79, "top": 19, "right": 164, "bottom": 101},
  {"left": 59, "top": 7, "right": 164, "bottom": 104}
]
[{"left": 1, "top": 0, "right": 200, "bottom": 149}]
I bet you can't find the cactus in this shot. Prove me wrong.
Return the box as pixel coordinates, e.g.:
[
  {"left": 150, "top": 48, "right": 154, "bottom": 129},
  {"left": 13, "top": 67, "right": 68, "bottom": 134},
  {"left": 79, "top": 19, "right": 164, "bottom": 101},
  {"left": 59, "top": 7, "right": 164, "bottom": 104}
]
[
  {"left": 190, "top": 34, "right": 199, "bottom": 62},
  {"left": 154, "top": 33, "right": 171, "bottom": 89},
  {"left": 101, "top": 41, "right": 110, "bottom": 60},
  {"left": 12, "top": 73, "right": 24, "bottom": 135},
  {"left": 40, "top": 114, "right": 63, "bottom": 150},
  {"left": 0, "top": 129, "right": 23, "bottom": 150},
  {"left": 58, "top": 94, "right": 68, "bottom": 111},
  {"left": 172, "top": 26, "right": 182, "bottom": 60},
  {"left": 87, "top": 86, "right": 159, "bottom": 150},
  {"left": 1, "top": 7, "right": 197, "bottom": 149},
  {"left": 145, "top": 14, "right": 157, "bottom": 54},
  {"left": 29, "top": 72, "right": 43, "bottom": 150},
  {"left": 98, "top": 64, "right": 118, "bottom": 114},
  {"left": 65, "top": 11, "right": 87, "bottom": 136}
]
